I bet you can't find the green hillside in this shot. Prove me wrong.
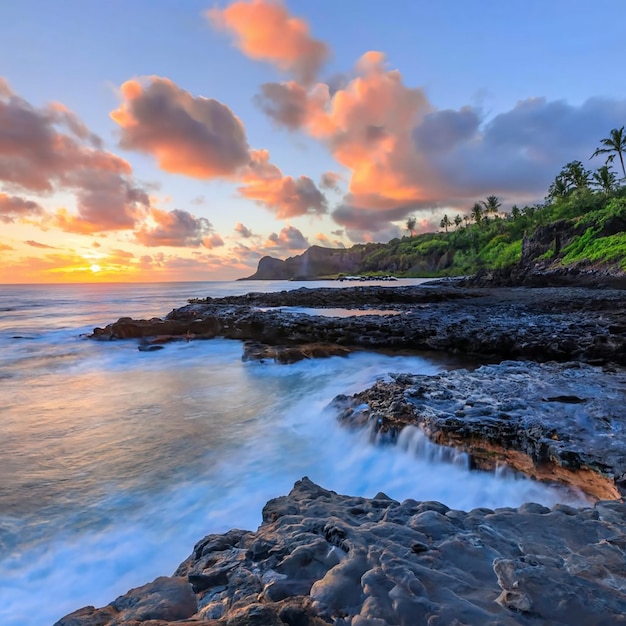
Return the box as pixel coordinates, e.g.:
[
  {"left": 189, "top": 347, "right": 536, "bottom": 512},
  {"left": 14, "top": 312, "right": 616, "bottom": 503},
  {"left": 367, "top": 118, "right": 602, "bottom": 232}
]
[{"left": 245, "top": 128, "right": 626, "bottom": 281}]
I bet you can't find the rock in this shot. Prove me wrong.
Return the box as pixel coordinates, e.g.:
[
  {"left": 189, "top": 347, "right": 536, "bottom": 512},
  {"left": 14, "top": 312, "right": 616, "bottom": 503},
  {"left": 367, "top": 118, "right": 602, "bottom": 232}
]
[
  {"left": 56, "top": 478, "right": 626, "bottom": 626},
  {"left": 332, "top": 361, "right": 626, "bottom": 500},
  {"left": 91, "top": 315, "right": 220, "bottom": 341},
  {"left": 55, "top": 576, "right": 196, "bottom": 625},
  {"left": 93, "top": 285, "right": 626, "bottom": 365},
  {"left": 242, "top": 340, "right": 351, "bottom": 363}
]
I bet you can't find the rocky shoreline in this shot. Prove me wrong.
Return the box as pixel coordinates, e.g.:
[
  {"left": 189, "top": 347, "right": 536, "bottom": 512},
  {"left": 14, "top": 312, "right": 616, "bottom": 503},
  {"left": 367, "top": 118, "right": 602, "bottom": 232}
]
[
  {"left": 64, "top": 283, "right": 626, "bottom": 625},
  {"left": 91, "top": 285, "right": 626, "bottom": 365}
]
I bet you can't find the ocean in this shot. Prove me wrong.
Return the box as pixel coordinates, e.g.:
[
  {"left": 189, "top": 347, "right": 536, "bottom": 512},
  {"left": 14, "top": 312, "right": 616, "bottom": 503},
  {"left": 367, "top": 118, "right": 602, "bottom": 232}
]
[{"left": 0, "top": 280, "right": 587, "bottom": 626}]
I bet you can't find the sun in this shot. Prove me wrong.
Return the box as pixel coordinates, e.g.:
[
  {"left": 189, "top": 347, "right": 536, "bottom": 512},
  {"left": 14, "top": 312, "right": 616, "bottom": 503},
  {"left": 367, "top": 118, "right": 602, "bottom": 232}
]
[{"left": 90, "top": 264, "right": 101, "bottom": 273}]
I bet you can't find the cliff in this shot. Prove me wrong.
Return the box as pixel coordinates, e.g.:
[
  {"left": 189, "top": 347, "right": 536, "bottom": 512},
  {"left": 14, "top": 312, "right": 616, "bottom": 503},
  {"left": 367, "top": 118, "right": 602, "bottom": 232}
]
[
  {"left": 242, "top": 196, "right": 626, "bottom": 285},
  {"left": 242, "top": 245, "right": 366, "bottom": 280}
]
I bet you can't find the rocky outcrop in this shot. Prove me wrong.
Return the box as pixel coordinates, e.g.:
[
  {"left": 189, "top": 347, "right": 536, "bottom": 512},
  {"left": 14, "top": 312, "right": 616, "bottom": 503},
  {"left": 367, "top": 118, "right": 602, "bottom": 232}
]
[
  {"left": 90, "top": 286, "right": 626, "bottom": 365},
  {"left": 333, "top": 360, "right": 626, "bottom": 500},
  {"left": 91, "top": 316, "right": 220, "bottom": 341},
  {"left": 464, "top": 219, "right": 626, "bottom": 288},
  {"left": 56, "top": 477, "right": 626, "bottom": 626}
]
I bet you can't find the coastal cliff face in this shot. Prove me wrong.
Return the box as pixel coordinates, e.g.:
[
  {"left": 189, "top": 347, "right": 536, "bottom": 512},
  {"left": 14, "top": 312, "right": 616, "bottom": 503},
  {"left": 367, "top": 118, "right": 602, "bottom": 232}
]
[
  {"left": 243, "top": 246, "right": 367, "bottom": 280},
  {"left": 243, "top": 220, "right": 626, "bottom": 286}
]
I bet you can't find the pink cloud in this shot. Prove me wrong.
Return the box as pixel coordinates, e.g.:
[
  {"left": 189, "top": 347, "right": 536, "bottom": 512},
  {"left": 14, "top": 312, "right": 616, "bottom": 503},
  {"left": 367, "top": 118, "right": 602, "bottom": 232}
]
[
  {"left": 134, "top": 208, "right": 220, "bottom": 248},
  {"left": 208, "top": 0, "right": 328, "bottom": 84},
  {"left": 266, "top": 225, "right": 309, "bottom": 251},
  {"left": 111, "top": 77, "right": 250, "bottom": 178},
  {"left": 0, "top": 193, "right": 43, "bottom": 223},
  {"left": 239, "top": 149, "right": 326, "bottom": 218},
  {"left": 0, "top": 80, "right": 149, "bottom": 233}
]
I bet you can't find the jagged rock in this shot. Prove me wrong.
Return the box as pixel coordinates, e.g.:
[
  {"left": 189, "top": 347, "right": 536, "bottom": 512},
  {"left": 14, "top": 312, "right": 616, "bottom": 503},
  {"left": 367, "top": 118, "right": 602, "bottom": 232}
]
[
  {"left": 332, "top": 360, "right": 626, "bottom": 500},
  {"left": 56, "top": 478, "right": 626, "bottom": 626}
]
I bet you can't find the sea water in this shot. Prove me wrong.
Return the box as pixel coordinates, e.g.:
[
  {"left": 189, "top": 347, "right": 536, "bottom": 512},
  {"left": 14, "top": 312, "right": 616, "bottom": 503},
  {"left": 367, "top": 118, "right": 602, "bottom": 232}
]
[{"left": 0, "top": 280, "right": 587, "bottom": 626}]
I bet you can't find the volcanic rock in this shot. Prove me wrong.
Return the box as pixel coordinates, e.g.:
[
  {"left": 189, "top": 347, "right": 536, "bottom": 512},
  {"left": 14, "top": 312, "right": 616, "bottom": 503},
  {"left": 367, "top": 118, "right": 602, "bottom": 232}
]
[{"left": 56, "top": 477, "right": 626, "bottom": 626}]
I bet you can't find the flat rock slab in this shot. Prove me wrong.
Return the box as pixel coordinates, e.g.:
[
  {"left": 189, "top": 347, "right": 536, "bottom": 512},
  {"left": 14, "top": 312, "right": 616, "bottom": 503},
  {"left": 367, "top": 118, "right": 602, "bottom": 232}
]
[
  {"left": 333, "top": 360, "right": 626, "bottom": 500},
  {"left": 57, "top": 477, "right": 626, "bottom": 626}
]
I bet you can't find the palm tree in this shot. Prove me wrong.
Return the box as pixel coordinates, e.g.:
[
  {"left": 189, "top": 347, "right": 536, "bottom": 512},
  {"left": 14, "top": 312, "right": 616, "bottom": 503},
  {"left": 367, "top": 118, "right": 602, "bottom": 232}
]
[
  {"left": 406, "top": 216, "right": 417, "bottom": 237},
  {"left": 561, "top": 161, "right": 590, "bottom": 192},
  {"left": 470, "top": 202, "right": 483, "bottom": 224},
  {"left": 440, "top": 214, "right": 451, "bottom": 233},
  {"left": 591, "top": 126, "right": 626, "bottom": 179},
  {"left": 547, "top": 175, "right": 569, "bottom": 201},
  {"left": 481, "top": 195, "right": 502, "bottom": 218},
  {"left": 592, "top": 165, "right": 618, "bottom": 195},
  {"left": 454, "top": 214, "right": 463, "bottom": 229}
]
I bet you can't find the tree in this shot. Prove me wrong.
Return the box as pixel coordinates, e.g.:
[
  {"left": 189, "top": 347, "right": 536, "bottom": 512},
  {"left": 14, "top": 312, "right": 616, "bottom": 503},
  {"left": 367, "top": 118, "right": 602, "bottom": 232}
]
[
  {"left": 482, "top": 195, "right": 502, "bottom": 217},
  {"left": 591, "top": 126, "right": 626, "bottom": 179},
  {"left": 454, "top": 214, "right": 463, "bottom": 229},
  {"left": 406, "top": 216, "right": 417, "bottom": 237},
  {"left": 510, "top": 205, "right": 521, "bottom": 220},
  {"left": 554, "top": 161, "right": 591, "bottom": 191},
  {"left": 470, "top": 202, "right": 483, "bottom": 224},
  {"left": 547, "top": 175, "right": 569, "bottom": 201},
  {"left": 592, "top": 165, "right": 618, "bottom": 195},
  {"left": 440, "top": 214, "right": 451, "bottom": 233}
]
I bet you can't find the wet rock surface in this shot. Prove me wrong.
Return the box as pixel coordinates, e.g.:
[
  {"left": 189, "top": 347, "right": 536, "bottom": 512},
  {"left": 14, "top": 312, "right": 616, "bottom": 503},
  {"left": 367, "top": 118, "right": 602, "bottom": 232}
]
[
  {"left": 57, "top": 477, "right": 626, "bottom": 626},
  {"left": 74, "top": 284, "right": 626, "bottom": 625},
  {"left": 333, "top": 360, "right": 626, "bottom": 500},
  {"left": 91, "top": 285, "right": 626, "bottom": 365}
]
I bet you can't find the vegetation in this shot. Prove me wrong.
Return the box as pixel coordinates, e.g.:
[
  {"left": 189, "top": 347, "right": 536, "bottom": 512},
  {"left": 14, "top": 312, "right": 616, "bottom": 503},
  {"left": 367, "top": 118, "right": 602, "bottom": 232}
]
[{"left": 323, "top": 128, "right": 626, "bottom": 278}]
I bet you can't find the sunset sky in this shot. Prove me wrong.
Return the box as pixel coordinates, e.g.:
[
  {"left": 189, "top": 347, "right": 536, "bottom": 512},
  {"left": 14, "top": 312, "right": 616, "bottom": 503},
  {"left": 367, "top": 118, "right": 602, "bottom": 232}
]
[{"left": 1, "top": 0, "right": 625, "bottom": 283}]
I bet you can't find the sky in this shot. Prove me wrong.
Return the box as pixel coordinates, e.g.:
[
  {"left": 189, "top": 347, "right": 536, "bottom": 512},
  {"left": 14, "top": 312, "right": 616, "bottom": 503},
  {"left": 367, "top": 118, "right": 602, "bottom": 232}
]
[{"left": 0, "top": 0, "right": 625, "bottom": 283}]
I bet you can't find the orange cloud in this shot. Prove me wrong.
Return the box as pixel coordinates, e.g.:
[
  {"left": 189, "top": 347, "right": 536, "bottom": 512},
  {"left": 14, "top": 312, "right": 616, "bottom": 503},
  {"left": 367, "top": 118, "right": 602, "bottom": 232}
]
[
  {"left": 0, "top": 193, "right": 43, "bottom": 223},
  {"left": 234, "top": 222, "right": 254, "bottom": 238},
  {"left": 0, "top": 80, "right": 149, "bottom": 233},
  {"left": 208, "top": 0, "right": 328, "bottom": 84},
  {"left": 134, "top": 208, "right": 220, "bottom": 248},
  {"left": 111, "top": 77, "right": 250, "bottom": 178},
  {"left": 239, "top": 149, "right": 326, "bottom": 218},
  {"left": 266, "top": 225, "right": 309, "bottom": 250},
  {"left": 111, "top": 76, "right": 327, "bottom": 219}
]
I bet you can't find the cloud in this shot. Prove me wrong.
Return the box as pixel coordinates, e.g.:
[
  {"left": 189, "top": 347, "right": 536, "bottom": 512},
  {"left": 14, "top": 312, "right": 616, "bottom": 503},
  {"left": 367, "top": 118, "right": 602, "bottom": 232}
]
[
  {"left": 239, "top": 149, "right": 326, "bottom": 218},
  {"left": 0, "top": 80, "right": 149, "bottom": 232},
  {"left": 251, "top": 47, "right": 626, "bottom": 239},
  {"left": 254, "top": 81, "right": 327, "bottom": 129},
  {"left": 203, "top": 232, "right": 225, "bottom": 249},
  {"left": 319, "top": 171, "right": 342, "bottom": 191},
  {"left": 0, "top": 194, "right": 44, "bottom": 223},
  {"left": 424, "top": 97, "right": 626, "bottom": 198},
  {"left": 0, "top": 242, "right": 13, "bottom": 251},
  {"left": 266, "top": 225, "right": 309, "bottom": 250},
  {"left": 25, "top": 240, "right": 57, "bottom": 249},
  {"left": 208, "top": 0, "right": 328, "bottom": 84},
  {"left": 134, "top": 208, "right": 219, "bottom": 247},
  {"left": 111, "top": 77, "right": 250, "bottom": 178},
  {"left": 234, "top": 222, "right": 254, "bottom": 238},
  {"left": 111, "top": 77, "right": 327, "bottom": 218}
]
